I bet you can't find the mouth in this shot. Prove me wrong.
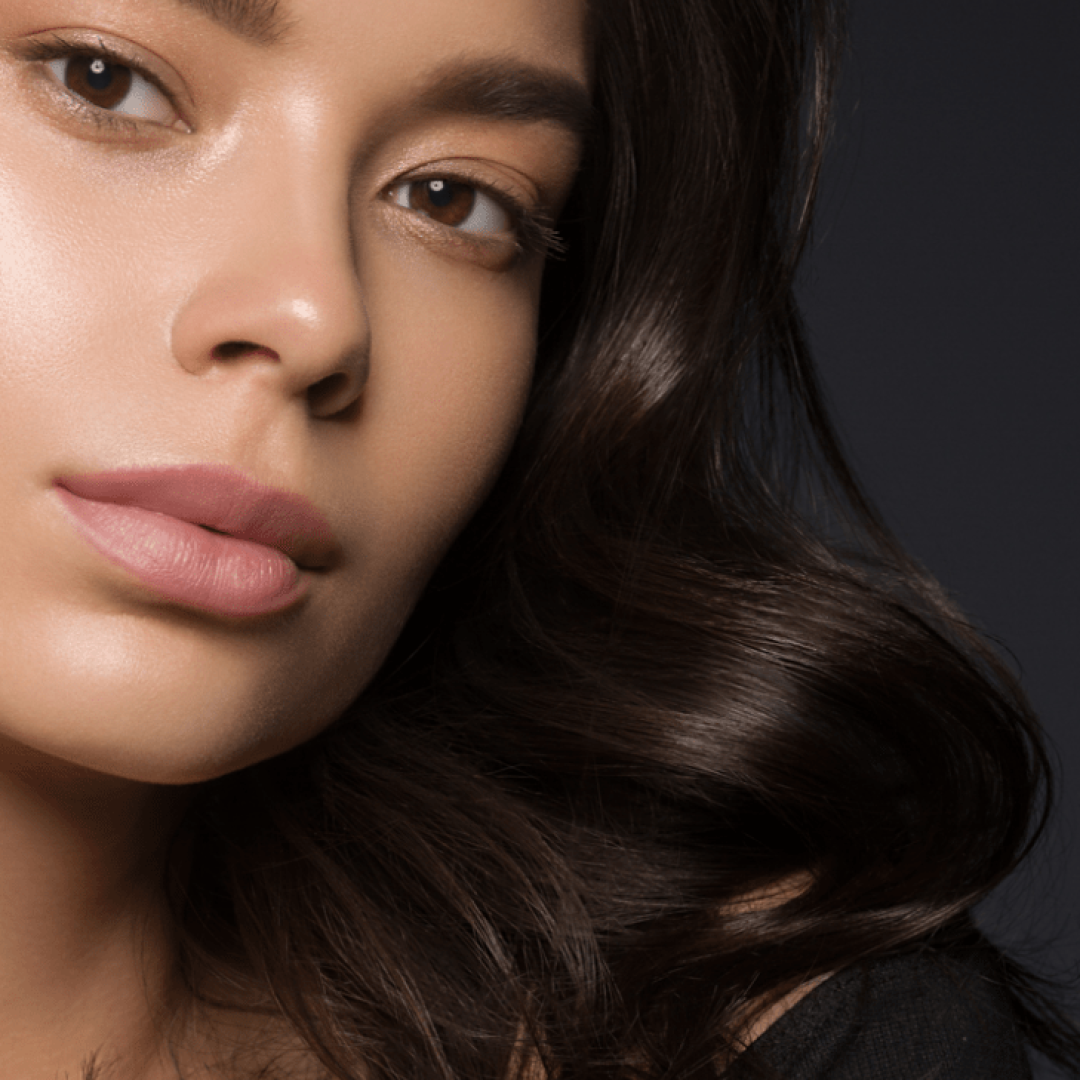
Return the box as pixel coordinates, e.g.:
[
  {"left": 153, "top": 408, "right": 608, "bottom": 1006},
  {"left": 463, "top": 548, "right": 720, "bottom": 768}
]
[{"left": 54, "top": 465, "right": 339, "bottom": 619}]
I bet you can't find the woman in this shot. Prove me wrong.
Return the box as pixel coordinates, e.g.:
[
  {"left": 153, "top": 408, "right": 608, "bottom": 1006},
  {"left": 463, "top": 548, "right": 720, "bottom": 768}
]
[{"left": 0, "top": 0, "right": 1074, "bottom": 1077}]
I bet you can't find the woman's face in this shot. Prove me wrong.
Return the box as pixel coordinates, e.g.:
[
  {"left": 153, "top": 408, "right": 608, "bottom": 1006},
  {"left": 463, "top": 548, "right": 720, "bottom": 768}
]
[{"left": 0, "top": 0, "right": 587, "bottom": 783}]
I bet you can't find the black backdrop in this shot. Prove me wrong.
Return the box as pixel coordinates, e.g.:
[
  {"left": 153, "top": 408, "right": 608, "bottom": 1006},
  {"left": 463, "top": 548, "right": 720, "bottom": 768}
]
[{"left": 799, "top": 1, "right": 1079, "bottom": 1072}]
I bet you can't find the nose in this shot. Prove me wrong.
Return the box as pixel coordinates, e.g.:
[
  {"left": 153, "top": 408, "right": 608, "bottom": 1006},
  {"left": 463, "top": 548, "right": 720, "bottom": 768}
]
[{"left": 170, "top": 157, "right": 369, "bottom": 419}]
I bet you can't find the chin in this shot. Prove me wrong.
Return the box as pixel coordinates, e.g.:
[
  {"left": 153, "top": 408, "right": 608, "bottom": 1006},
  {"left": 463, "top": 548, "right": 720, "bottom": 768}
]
[
  {"left": 0, "top": 685, "right": 346, "bottom": 788},
  {"left": 0, "top": 604, "right": 380, "bottom": 788}
]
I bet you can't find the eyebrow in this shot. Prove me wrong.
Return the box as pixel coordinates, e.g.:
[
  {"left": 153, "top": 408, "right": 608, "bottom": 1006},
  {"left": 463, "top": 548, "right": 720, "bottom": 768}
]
[
  {"left": 170, "top": 0, "right": 291, "bottom": 46},
  {"left": 407, "top": 59, "right": 594, "bottom": 142},
  {"left": 160, "top": 6, "right": 593, "bottom": 142}
]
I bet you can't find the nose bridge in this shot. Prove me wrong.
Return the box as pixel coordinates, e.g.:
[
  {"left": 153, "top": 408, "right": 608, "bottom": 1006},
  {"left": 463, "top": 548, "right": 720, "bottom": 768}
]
[{"left": 171, "top": 115, "right": 368, "bottom": 409}]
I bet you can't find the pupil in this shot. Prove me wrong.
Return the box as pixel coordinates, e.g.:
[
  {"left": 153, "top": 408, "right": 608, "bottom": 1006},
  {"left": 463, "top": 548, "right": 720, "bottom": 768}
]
[
  {"left": 86, "top": 59, "right": 114, "bottom": 91},
  {"left": 66, "top": 56, "right": 133, "bottom": 109},
  {"left": 426, "top": 181, "right": 455, "bottom": 208}
]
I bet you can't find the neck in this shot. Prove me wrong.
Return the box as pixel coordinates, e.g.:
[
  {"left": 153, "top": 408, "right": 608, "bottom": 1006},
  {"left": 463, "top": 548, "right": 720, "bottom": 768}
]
[{"left": 0, "top": 737, "right": 189, "bottom": 1079}]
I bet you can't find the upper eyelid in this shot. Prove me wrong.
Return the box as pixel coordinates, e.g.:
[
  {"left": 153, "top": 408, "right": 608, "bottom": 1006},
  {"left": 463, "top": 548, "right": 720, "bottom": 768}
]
[
  {"left": 392, "top": 173, "right": 522, "bottom": 220},
  {"left": 380, "top": 157, "right": 569, "bottom": 258},
  {"left": 386, "top": 161, "right": 539, "bottom": 220},
  {"left": 21, "top": 32, "right": 191, "bottom": 124},
  {"left": 383, "top": 173, "right": 565, "bottom": 260},
  {"left": 384, "top": 171, "right": 534, "bottom": 240}
]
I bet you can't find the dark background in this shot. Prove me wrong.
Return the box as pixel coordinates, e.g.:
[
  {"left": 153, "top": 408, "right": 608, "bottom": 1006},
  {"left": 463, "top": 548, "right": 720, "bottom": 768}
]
[{"left": 798, "top": 1, "right": 1079, "bottom": 1074}]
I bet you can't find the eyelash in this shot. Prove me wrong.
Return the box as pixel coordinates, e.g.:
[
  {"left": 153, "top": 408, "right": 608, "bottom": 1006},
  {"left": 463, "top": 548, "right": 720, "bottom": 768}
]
[
  {"left": 498, "top": 191, "right": 568, "bottom": 261},
  {"left": 23, "top": 34, "right": 178, "bottom": 135},
  {"left": 387, "top": 172, "right": 566, "bottom": 262},
  {"left": 22, "top": 38, "right": 567, "bottom": 262}
]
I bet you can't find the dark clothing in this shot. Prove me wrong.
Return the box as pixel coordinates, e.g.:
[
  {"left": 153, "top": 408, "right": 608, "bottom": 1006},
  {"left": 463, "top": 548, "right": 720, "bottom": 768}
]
[{"left": 726, "top": 949, "right": 1032, "bottom": 1079}]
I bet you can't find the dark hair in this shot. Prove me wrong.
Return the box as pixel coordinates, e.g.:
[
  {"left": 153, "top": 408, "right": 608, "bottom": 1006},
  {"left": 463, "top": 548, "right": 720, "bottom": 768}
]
[{"left": 171, "top": 0, "right": 1079, "bottom": 1076}]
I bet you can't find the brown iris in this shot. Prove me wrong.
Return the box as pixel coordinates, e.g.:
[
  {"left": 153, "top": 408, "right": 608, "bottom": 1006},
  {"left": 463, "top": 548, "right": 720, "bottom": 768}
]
[
  {"left": 64, "top": 56, "right": 133, "bottom": 111},
  {"left": 408, "top": 180, "right": 476, "bottom": 227}
]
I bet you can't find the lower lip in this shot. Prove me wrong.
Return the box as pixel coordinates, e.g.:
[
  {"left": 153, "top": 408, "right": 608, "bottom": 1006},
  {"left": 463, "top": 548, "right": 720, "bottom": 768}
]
[{"left": 56, "top": 488, "right": 305, "bottom": 618}]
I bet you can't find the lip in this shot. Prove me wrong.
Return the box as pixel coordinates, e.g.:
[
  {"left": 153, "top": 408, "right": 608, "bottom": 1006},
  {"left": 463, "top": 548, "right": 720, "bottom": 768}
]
[{"left": 54, "top": 465, "right": 339, "bottom": 619}]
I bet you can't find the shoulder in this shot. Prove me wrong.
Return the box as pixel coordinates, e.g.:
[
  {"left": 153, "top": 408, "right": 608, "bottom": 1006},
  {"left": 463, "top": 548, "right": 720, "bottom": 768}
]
[{"left": 727, "top": 948, "right": 1033, "bottom": 1080}]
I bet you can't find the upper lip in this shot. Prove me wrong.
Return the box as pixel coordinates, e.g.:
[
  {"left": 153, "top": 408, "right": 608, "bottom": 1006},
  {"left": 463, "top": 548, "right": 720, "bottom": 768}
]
[{"left": 55, "top": 465, "right": 339, "bottom": 569}]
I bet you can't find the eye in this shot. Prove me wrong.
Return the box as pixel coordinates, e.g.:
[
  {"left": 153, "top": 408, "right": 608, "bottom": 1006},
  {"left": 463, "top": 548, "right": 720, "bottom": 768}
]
[
  {"left": 390, "top": 179, "right": 513, "bottom": 235},
  {"left": 44, "top": 53, "right": 180, "bottom": 128}
]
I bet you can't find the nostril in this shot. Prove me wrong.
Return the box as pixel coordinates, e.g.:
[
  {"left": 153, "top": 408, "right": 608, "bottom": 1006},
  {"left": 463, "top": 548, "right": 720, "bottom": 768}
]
[
  {"left": 212, "top": 340, "right": 277, "bottom": 361},
  {"left": 306, "top": 371, "right": 359, "bottom": 418}
]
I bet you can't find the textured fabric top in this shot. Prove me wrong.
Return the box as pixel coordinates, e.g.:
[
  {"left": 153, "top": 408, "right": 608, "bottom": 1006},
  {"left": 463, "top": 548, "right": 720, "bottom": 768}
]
[{"left": 725, "top": 948, "right": 1033, "bottom": 1079}]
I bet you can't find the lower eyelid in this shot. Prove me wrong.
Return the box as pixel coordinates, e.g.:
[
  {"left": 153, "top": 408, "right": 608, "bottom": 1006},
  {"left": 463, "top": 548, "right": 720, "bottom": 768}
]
[
  {"left": 43, "top": 56, "right": 180, "bottom": 128},
  {"left": 381, "top": 179, "right": 564, "bottom": 267},
  {"left": 20, "top": 32, "right": 191, "bottom": 130},
  {"left": 378, "top": 194, "right": 524, "bottom": 272}
]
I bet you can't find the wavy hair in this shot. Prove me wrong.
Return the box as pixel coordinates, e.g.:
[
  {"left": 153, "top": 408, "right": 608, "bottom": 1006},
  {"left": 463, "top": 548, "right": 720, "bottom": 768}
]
[{"left": 171, "top": 0, "right": 1079, "bottom": 1076}]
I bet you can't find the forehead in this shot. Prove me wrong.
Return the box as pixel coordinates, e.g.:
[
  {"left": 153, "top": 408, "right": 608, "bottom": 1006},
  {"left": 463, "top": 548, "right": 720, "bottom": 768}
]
[
  {"left": 160, "top": 0, "right": 593, "bottom": 150},
  {"left": 180, "top": 0, "right": 589, "bottom": 77}
]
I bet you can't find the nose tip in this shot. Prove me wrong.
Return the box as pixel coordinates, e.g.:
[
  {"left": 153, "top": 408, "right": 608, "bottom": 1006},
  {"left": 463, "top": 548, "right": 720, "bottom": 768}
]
[{"left": 171, "top": 259, "right": 370, "bottom": 418}]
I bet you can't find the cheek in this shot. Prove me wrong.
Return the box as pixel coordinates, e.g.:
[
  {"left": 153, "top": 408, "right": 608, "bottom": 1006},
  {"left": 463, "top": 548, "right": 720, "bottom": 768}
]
[
  {"left": 0, "top": 160, "right": 102, "bottom": 389},
  {"left": 343, "top": 246, "right": 540, "bottom": 553},
  {"left": 0, "top": 137, "right": 183, "bottom": 459},
  {"left": 0, "top": 108, "right": 542, "bottom": 783},
  {"left": 217, "top": 259, "right": 542, "bottom": 764}
]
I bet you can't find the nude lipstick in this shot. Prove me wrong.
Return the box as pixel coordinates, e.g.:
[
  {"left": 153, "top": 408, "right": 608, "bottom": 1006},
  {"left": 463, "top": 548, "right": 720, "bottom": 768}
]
[{"left": 54, "top": 466, "right": 337, "bottom": 618}]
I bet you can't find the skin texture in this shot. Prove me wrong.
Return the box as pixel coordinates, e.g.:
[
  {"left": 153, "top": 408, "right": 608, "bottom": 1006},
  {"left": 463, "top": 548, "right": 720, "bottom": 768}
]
[
  {"left": 0, "top": 0, "right": 586, "bottom": 1074},
  {"left": 0, "top": 0, "right": 585, "bottom": 785}
]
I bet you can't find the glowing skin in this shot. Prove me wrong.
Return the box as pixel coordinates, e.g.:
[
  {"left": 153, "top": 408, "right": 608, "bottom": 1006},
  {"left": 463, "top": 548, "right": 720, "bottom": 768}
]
[
  {"left": 0, "top": 0, "right": 586, "bottom": 784},
  {"left": 0, "top": 0, "right": 586, "bottom": 1073}
]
